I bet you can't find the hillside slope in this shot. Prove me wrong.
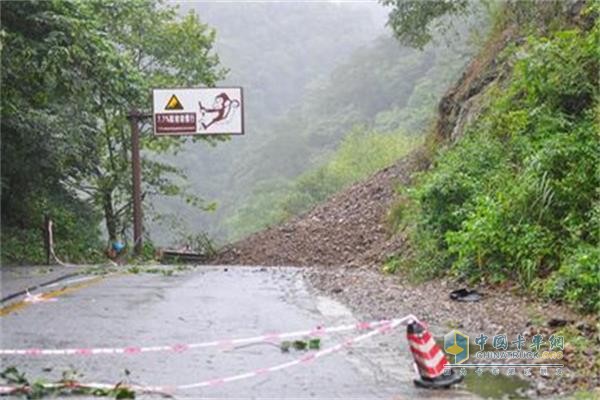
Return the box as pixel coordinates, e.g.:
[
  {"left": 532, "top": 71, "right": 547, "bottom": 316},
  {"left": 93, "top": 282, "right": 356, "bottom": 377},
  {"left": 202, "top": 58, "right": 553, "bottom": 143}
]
[
  {"left": 211, "top": 12, "right": 504, "bottom": 268},
  {"left": 213, "top": 2, "right": 596, "bottom": 280}
]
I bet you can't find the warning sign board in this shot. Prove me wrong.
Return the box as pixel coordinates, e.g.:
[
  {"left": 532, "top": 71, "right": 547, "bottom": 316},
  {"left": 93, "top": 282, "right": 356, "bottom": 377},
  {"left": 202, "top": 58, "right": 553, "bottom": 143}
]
[{"left": 152, "top": 88, "right": 244, "bottom": 136}]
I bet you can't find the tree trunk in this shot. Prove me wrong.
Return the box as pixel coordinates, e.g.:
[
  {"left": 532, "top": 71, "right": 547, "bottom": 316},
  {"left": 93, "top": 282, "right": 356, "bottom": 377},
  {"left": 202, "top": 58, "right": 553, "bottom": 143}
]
[{"left": 103, "top": 191, "right": 117, "bottom": 241}]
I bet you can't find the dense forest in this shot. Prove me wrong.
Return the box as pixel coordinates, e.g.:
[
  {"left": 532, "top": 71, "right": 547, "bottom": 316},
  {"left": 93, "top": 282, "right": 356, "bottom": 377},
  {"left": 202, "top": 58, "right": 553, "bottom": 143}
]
[{"left": 1, "top": 1, "right": 225, "bottom": 262}]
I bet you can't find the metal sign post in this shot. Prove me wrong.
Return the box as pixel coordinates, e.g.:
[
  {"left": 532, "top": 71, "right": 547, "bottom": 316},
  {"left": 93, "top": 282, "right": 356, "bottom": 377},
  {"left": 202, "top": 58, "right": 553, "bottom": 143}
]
[{"left": 127, "top": 110, "right": 151, "bottom": 256}]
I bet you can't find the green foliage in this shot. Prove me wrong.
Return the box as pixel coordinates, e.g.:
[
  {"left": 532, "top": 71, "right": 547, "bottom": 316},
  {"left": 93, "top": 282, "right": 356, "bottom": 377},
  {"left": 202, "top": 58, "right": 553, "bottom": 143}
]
[
  {"left": 1, "top": 0, "right": 112, "bottom": 263},
  {"left": 127, "top": 265, "right": 141, "bottom": 275},
  {"left": 381, "top": 0, "right": 572, "bottom": 50},
  {"left": 1, "top": 229, "right": 46, "bottom": 265},
  {"left": 381, "top": 0, "right": 469, "bottom": 49},
  {"left": 395, "top": 8, "right": 599, "bottom": 312},
  {"left": 544, "top": 244, "right": 600, "bottom": 314},
  {"left": 382, "top": 256, "right": 402, "bottom": 274},
  {"left": 280, "top": 338, "right": 321, "bottom": 353},
  {"left": 180, "top": 232, "right": 217, "bottom": 257},
  {"left": 65, "top": 0, "right": 224, "bottom": 242},
  {"left": 0, "top": 366, "right": 136, "bottom": 399},
  {"left": 139, "top": 240, "right": 158, "bottom": 263},
  {"left": 1, "top": 191, "right": 103, "bottom": 265}
]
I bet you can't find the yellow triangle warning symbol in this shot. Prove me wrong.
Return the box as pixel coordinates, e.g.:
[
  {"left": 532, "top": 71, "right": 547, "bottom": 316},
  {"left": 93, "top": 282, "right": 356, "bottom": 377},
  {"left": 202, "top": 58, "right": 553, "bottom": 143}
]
[{"left": 165, "top": 94, "right": 184, "bottom": 110}]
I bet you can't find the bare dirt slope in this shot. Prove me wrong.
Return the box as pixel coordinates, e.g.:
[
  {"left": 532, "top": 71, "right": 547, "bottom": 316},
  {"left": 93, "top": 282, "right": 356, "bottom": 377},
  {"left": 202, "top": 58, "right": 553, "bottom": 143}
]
[{"left": 213, "top": 150, "right": 428, "bottom": 268}]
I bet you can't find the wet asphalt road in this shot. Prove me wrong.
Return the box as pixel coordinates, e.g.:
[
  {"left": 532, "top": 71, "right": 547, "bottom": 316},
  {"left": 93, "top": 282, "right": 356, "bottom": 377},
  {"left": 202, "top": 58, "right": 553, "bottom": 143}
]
[{"left": 0, "top": 266, "right": 479, "bottom": 399}]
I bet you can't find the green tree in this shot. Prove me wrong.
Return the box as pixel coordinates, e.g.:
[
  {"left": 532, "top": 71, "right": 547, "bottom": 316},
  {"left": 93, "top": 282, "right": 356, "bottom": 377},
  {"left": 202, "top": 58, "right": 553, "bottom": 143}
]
[
  {"left": 380, "top": 0, "right": 469, "bottom": 49},
  {"left": 1, "top": 0, "right": 122, "bottom": 262},
  {"left": 62, "top": 0, "right": 225, "bottom": 242}
]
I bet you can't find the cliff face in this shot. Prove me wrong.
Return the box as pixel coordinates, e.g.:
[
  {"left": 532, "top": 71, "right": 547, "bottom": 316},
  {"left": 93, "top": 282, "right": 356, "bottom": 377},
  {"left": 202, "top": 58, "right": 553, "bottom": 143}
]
[{"left": 435, "top": 27, "right": 515, "bottom": 143}]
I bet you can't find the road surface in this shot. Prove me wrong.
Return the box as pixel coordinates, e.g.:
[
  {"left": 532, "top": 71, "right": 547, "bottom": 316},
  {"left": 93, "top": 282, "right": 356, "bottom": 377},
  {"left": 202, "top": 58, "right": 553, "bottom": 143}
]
[{"left": 1, "top": 266, "right": 479, "bottom": 399}]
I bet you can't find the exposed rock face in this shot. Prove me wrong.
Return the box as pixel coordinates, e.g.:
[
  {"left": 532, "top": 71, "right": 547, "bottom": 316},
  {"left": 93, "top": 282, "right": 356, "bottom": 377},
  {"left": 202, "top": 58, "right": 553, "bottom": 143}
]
[
  {"left": 435, "top": 26, "right": 515, "bottom": 143},
  {"left": 436, "top": 0, "right": 590, "bottom": 143}
]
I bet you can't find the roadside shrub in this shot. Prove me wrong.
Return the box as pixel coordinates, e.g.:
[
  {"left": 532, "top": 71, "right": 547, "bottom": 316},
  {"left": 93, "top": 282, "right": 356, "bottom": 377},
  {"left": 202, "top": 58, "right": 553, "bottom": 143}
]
[
  {"left": 1, "top": 227, "right": 46, "bottom": 265},
  {"left": 414, "top": 131, "right": 509, "bottom": 238},
  {"left": 445, "top": 191, "right": 555, "bottom": 286},
  {"left": 544, "top": 244, "right": 600, "bottom": 313}
]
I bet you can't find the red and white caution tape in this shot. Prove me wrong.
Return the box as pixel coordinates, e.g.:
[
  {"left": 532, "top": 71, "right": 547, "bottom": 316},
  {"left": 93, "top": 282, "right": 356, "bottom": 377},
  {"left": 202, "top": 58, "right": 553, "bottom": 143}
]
[
  {"left": 23, "top": 290, "right": 58, "bottom": 304},
  {"left": 0, "top": 314, "right": 418, "bottom": 395},
  {"left": 0, "top": 315, "right": 418, "bottom": 357}
]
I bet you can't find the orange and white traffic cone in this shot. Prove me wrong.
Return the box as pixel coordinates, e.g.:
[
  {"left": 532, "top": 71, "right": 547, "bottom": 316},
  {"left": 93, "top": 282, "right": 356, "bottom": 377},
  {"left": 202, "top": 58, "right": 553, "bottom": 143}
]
[{"left": 406, "top": 320, "right": 462, "bottom": 389}]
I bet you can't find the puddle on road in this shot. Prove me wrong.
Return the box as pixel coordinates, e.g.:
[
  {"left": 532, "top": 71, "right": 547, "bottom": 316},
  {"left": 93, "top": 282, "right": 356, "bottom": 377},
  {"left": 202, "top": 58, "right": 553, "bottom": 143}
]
[
  {"left": 463, "top": 372, "right": 530, "bottom": 399},
  {"left": 439, "top": 341, "right": 532, "bottom": 399}
]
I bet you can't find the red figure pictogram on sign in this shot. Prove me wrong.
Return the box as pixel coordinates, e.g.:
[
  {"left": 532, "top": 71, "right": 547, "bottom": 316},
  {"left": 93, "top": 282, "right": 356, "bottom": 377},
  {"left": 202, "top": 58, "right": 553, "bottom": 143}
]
[{"left": 198, "top": 92, "right": 240, "bottom": 130}]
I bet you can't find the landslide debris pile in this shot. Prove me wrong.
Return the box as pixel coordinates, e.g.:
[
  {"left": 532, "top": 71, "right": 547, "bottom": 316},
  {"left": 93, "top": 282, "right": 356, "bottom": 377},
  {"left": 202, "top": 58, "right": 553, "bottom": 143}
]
[{"left": 212, "top": 151, "right": 428, "bottom": 267}]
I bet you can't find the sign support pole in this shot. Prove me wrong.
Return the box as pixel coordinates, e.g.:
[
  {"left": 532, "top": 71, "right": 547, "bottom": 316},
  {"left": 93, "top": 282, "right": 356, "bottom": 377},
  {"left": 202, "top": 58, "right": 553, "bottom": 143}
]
[{"left": 127, "top": 110, "right": 151, "bottom": 256}]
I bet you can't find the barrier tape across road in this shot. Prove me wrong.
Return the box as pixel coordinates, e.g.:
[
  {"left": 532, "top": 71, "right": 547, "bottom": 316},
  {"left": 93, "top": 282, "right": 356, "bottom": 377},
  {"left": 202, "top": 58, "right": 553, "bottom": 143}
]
[
  {"left": 0, "top": 316, "right": 417, "bottom": 356},
  {"left": 0, "top": 315, "right": 418, "bottom": 395}
]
